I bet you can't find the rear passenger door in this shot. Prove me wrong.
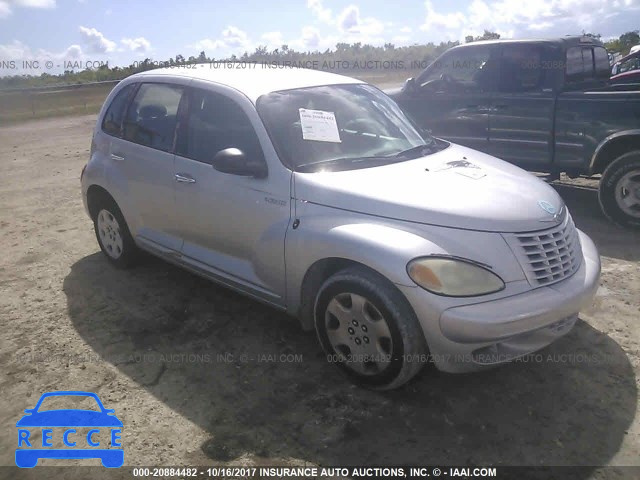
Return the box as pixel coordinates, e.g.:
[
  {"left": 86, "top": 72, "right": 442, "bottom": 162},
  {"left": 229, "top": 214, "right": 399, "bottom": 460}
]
[
  {"left": 112, "top": 81, "right": 187, "bottom": 252},
  {"left": 173, "top": 84, "right": 290, "bottom": 305},
  {"left": 487, "top": 44, "right": 555, "bottom": 168}
]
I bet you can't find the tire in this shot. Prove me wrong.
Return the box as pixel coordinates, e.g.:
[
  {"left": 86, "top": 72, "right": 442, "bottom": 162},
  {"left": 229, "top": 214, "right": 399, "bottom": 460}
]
[
  {"left": 598, "top": 151, "right": 640, "bottom": 229},
  {"left": 314, "top": 265, "right": 428, "bottom": 390},
  {"left": 93, "top": 196, "right": 140, "bottom": 268}
]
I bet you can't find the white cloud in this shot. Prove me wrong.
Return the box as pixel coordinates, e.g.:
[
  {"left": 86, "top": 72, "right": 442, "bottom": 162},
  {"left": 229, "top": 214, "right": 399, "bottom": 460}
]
[
  {"left": 0, "top": 1, "right": 10, "bottom": 17},
  {"left": 306, "top": 1, "right": 385, "bottom": 46},
  {"left": 421, "top": 0, "right": 640, "bottom": 41},
  {"left": 79, "top": 26, "right": 116, "bottom": 53},
  {"left": 193, "top": 25, "right": 252, "bottom": 56},
  {"left": 307, "top": 0, "right": 332, "bottom": 24},
  {"left": 122, "top": 37, "right": 151, "bottom": 54},
  {"left": 301, "top": 25, "right": 321, "bottom": 49},
  {"left": 0, "top": 39, "right": 89, "bottom": 75},
  {"left": 421, "top": 0, "right": 466, "bottom": 34},
  {"left": 13, "top": 0, "right": 55, "bottom": 7},
  {"left": 0, "top": 0, "right": 55, "bottom": 18},
  {"left": 400, "top": 26, "right": 412, "bottom": 33},
  {"left": 63, "top": 44, "right": 83, "bottom": 58},
  {"left": 337, "top": 5, "right": 384, "bottom": 36}
]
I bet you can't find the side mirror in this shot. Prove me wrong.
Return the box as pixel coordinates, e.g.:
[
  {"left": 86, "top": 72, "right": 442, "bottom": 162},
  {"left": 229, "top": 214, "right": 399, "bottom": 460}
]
[
  {"left": 402, "top": 77, "right": 417, "bottom": 93},
  {"left": 211, "top": 148, "right": 267, "bottom": 178}
]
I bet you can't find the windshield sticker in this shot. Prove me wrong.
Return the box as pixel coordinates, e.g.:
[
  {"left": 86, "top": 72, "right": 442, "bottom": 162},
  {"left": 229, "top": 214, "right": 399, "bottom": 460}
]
[{"left": 299, "top": 108, "right": 341, "bottom": 143}]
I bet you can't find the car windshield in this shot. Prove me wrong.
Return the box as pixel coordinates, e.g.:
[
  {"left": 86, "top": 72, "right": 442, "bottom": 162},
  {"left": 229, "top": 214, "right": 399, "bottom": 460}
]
[
  {"left": 37, "top": 395, "right": 101, "bottom": 412},
  {"left": 256, "top": 83, "right": 444, "bottom": 172}
]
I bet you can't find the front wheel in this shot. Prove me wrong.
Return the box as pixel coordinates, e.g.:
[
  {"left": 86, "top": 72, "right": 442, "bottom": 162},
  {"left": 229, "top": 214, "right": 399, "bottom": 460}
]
[
  {"left": 314, "top": 266, "right": 428, "bottom": 390},
  {"left": 599, "top": 151, "right": 640, "bottom": 229}
]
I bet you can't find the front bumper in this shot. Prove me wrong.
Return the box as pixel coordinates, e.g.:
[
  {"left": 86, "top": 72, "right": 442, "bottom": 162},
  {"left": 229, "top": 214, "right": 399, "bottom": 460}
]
[{"left": 399, "top": 229, "right": 601, "bottom": 373}]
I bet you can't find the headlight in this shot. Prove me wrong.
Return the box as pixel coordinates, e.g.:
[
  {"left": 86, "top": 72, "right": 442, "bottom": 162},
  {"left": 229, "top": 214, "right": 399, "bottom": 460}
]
[{"left": 407, "top": 256, "right": 505, "bottom": 297}]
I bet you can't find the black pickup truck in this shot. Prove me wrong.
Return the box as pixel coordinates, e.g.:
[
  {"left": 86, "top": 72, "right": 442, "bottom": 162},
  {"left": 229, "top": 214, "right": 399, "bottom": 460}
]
[{"left": 387, "top": 36, "right": 640, "bottom": 229}]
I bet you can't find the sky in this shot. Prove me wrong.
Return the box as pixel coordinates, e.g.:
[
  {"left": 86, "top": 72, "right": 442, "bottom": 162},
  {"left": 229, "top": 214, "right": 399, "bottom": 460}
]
[{"left": 0, "top": 0, "right": 639, "bottom": 75}]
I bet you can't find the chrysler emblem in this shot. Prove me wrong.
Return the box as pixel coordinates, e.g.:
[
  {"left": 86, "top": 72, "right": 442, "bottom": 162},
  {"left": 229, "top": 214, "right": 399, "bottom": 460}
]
[
  {"left": 538, "top": 200, "right": 556, "bottom": 215},
  {"left": 538, "top": 201, "right": 564, "bottom": 222}
]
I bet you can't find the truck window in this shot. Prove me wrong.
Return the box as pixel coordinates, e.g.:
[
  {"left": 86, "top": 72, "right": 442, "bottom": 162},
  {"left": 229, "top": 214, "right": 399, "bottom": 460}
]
[
  {"left": 418, "top": 46, "right": 496, "bottom": 92},
  {"left": 593, "top": 47, "right": 610, "bottom": 76},
  {"left": 566, "top": 46, "right": 609, "bottom": 81},
  {"left": 498, "top": 45, "right": 544, "bottom": 93}
]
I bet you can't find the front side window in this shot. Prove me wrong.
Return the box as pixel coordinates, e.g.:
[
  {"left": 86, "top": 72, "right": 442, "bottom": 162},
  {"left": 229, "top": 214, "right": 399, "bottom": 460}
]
[
  {"left": 418, "top": 46, "right": 496, "bottom": 92},
  {"left": 177, "top": 88, "right": 264, "bottom": 164},
  {"left": 498, "top": 45, "right": 544, "bottom": 92},
  {"left": 101, "top": 83, "right": 135, "bottom": 137},
  {"left": 257, "top": 84, "right": 443, "bottom": 172},
  {"left": 123, "top": 83, "right": 184, "bottom": 152}
]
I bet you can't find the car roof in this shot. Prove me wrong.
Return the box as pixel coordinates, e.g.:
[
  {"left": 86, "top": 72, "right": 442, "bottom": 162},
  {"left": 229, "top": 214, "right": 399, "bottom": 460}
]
[
  {"left": 133, "top": 64, "right": 364, "bottom": 102},
  {"left": 451, "top": 35, "right": 604, "bottom": 49}
]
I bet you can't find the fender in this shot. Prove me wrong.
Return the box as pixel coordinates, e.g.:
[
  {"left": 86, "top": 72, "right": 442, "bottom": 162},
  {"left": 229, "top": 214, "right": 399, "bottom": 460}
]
[
  {"left": 589, "top": 129, "right": 640, "bottom": 174},
  {"left": 285, "top": 201, "right": 528, "bottom": 320}
]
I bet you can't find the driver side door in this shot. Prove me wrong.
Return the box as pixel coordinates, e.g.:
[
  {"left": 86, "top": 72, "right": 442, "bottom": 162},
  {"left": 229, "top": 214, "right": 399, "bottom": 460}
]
[
  {"left": 173, "top": 84, "right": 291, "bottom": 306},
  {"left": 398, "top": 45, "right": 498, "bottom": 153}
]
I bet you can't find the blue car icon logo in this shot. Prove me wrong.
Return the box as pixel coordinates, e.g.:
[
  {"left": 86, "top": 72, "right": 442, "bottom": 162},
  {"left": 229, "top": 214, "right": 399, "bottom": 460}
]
[{"left": 16, "top": 391, "right": 123, "bottom": 468}]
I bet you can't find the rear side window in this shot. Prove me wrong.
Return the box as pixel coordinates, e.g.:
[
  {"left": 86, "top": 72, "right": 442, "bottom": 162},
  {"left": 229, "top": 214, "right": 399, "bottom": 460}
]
[
  {"left": 101, "top": 84, "right": 135, "bottom": 137},
  {"left": 123, "top": 83, "right": 185, "bottom": 152},
  {"left": 593, "top": 47, "right": 610, "bottom": 76},
  {"left": 566, "top": 46, "right": 610, "bottom": 81},
  {"left": 177, "top": 88, "right": 264, "bottom": 164}
]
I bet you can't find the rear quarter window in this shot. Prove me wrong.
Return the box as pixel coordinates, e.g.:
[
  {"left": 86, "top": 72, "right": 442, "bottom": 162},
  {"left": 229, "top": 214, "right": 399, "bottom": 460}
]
[
  {"left": 101, "top": 84, "right": 135, "bottom": 137},
  {"left": 566, "top": 46, "right": 610, "bottom": 81}
]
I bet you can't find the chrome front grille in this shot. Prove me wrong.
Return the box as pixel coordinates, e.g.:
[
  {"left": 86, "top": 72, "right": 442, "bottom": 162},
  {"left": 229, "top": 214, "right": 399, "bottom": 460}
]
[{"left": 503, "top": 212, "right": 582, "bottom": 287}]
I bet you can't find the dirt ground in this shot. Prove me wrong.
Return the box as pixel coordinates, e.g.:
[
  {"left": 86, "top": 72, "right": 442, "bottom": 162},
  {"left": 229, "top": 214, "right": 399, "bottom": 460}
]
[{"left": 0, "top": 115, "right": 638, "bottom": 478}]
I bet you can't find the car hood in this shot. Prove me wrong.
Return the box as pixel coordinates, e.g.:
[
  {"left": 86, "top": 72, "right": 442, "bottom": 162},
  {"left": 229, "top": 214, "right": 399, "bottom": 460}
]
[
  {"left": 293, "top": 143, "right": 565, "bottom": 233},
  {"left": 16, "top": 410, "right": 123, "bottom": 427}
]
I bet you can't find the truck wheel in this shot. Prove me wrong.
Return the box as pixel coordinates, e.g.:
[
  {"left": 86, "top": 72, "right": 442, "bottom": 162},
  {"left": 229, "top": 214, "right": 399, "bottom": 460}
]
[
  {"left": 314, "top": 266, "right": 428, "bottom": 390},
  {"left": 599, "top": 151, "right": 640, "bottom": 229},
  {"left": 93, "top": 197, "right": 139, "bottom": 268}
]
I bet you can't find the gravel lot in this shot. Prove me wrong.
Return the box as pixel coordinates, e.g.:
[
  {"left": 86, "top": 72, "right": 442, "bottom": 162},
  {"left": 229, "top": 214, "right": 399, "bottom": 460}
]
[{"left": 0, "top": 115, "right": 638, "bottom": 478}]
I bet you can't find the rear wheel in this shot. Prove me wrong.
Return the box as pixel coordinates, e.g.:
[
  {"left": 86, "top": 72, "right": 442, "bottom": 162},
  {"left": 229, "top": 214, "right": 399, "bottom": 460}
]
[
  {"left": 93, "top": 197, "right": 139, "bottom": 268},
  {"left": 599, "top": 151, "right": 640, "bottom": 229},
  {"left": 314, "top": 266, "right": 428, "bottom": 390}
]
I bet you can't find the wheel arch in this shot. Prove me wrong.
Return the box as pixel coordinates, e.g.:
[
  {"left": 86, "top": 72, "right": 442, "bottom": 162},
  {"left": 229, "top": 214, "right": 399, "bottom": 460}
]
[
  {"left": 298, "top": 257, "right": 377, "bottom": 331},
  {"left": 86, "top": 184, "right": 117, "bottom": 221},
  {"left": 590, "top": 131, "right": 640, "bottom": 175}
]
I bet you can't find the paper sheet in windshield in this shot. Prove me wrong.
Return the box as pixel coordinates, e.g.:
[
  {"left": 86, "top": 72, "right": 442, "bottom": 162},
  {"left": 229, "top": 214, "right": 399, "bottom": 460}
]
[{"left": 299, "top": 108, "right": 341, "bottom": 143}]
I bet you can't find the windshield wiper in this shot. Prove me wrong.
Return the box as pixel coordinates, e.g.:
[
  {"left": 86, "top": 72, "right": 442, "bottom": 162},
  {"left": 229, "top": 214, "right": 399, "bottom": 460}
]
[
  {"left": 393, "top": 142, "right": 440, "bottom": 159},
  {"left": 295, "top": 155, "right": 390, "bottom": 172}
]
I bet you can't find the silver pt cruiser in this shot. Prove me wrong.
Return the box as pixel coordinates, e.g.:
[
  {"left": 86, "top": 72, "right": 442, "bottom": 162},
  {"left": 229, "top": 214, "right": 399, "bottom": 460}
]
[{"left": 81, "top": 65, "right": 601, "bottom": 389}]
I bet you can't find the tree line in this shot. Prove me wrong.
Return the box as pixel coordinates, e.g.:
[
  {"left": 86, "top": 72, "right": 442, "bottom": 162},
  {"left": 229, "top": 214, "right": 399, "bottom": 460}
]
[{"left": 1, "top": 29, "right": 638, "bottom": 89}]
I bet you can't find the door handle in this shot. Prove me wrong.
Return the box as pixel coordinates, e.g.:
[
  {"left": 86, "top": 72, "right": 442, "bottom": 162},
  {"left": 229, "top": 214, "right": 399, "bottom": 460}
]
[
  {"left": 110, "top": 153, "right": 125, "bottom": 161},
  {"left": 175, "top": 173, "right": 196, "bottom": 184}
]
